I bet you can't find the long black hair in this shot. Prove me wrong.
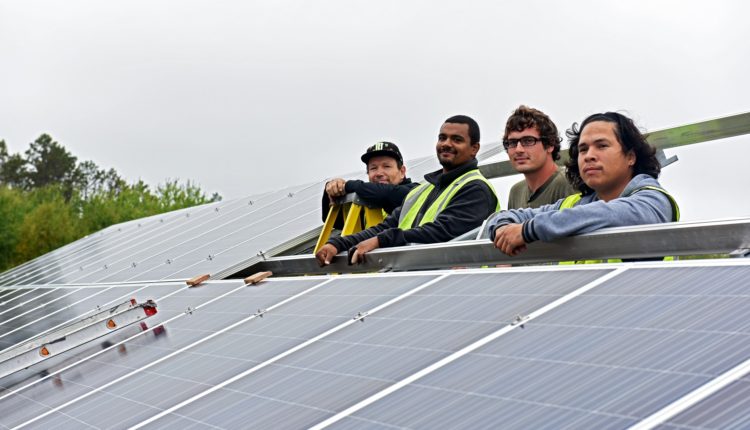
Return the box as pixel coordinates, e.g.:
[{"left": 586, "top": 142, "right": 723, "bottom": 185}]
[{"left": 565, "top": 112, "right": 661, "bottom": 195}]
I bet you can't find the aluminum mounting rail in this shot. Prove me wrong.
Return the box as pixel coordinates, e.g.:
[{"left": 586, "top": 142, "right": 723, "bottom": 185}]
[
  {"left": 238, "top": 218, "right": 750, "bottom": 276},
  {"left": 0, "top": 298, "right": 158, "bottom": 380}
]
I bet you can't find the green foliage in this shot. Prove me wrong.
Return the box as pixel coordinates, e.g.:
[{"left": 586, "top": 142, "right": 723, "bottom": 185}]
[
  {"left": 25, "top": 134, "right": 78, "bottom": 190},
  {"left": 0, "top": 186, "right": 29, "bottom": 269},
  {"left": 14, "top": 194, "right": 79, "bottom": 264},
  {"left": 0, "top": 134, "right": 220, "bottom": 272}
]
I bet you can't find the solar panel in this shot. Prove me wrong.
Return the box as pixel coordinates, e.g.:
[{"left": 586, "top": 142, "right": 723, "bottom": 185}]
[
  {"left": 0, "top": 261, "right": 749, "bottom": 429},
  {"left": 0, "top": 148, "right": 484, "bottom": 287},
  {"left": 4, "top": 275, "right": 439, "bottom": 427},
  {"left": 0, "top": 283, "right": 181, "bottom": 351},
  {"left": 320, "top": 264, "right": 750, "bottom": 429},
  {"left": 137, "top": 269, "right": 610, "bottom": 429},
  {"left": 657, "top": 378, "right": 750, "bottom": 429}
]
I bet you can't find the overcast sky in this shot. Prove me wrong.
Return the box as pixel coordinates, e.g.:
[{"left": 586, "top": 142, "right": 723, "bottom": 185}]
[{"left": 1, "top": 0, "right": 748, "bottom": 222}]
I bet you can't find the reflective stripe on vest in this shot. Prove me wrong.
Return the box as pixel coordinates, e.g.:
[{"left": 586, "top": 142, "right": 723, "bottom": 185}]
[
  {"left": 559, "top": 185, "right": 680, "bottom": 264},
  {"left": 397, "top": 169, "right": 500, "bottom": 230},
  {"left": 559, "top": 186, "right": 680, "bottom": 222}
]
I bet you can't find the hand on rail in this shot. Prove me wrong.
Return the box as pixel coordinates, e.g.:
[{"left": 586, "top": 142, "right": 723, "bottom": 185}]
[
  {"left": 493, "top": 224, "right": 527, "bottom": 256},
  {"left": 315, "top": 244, "right": 339, "bottom": 266},
  {"left": 349, "top": 236, "right": 380, "bottom": 265}
]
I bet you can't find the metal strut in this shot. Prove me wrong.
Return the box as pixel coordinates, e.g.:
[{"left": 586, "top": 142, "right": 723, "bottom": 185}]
[{"left": 0, "top": 298, "right": 158, "bottom": 380}]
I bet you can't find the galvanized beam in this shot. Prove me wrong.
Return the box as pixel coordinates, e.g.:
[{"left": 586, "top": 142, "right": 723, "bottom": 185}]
[{"left": 237, "top": 218, "right": 750, "bottom": 277}]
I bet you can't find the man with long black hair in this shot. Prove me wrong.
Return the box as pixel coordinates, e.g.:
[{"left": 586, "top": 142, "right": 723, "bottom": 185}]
[{"left": 487, "top": 111, "right": 679, "bottom": 257}]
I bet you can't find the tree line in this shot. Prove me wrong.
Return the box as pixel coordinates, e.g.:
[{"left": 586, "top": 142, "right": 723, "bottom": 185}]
[{"left": 0, "top": 134, "right": 220, "bottom": 273}]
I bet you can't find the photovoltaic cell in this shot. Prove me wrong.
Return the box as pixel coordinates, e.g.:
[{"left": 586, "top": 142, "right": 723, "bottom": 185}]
[
  {"left": 0, "top": 283, "right": 183, "bottom": 351},
  {"left": 657, "top": 377, "right": 750, "bottom": 429},
  {"left": 127, "top": 269, "right": 610, "bottom": 429},
  {"left": 332, "top": 266, "right": 750, "bottom": 429},
  {"left": 0, "top": 277, "right": 328, "bottom": 428},
  {"left": 14, "top": 275, "right": 438, "bottom": 428}
]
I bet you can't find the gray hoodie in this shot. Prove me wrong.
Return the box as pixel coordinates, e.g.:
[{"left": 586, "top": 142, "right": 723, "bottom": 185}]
[{"left": 485, "top": 174, "right": 677, "bottom": 243}]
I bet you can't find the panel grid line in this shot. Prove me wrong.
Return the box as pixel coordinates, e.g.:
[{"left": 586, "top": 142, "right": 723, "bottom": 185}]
[
  {"left": 9, "top": 278, "right": 334, "bottom": 429},
  {"left": 0, "top": 283, "right": 191, "bottom": 402},
  {"left": 630, "top": 355, "right": 750, "bottom": 429},
  {"left": 308, "top": 267, "right": 629, "bottom": 429},
  {"left": 129, "top": 273, "right": 453, "bottom": 429}
]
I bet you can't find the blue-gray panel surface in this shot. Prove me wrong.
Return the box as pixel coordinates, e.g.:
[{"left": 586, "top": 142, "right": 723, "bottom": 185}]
[
  {"left": 332, "top": 266, "right": 750, "bottom": 430},
  {"left": 0, "top": 283, "right": 181, "bottom": 350},
  {"left": 0, "top": 282, "right": 189, "bottom": 394},
  {"left": 0, "top": 278, "right": 323, "bottom": 428},
  {"left": 0, "top": 287, "right": 54, "bottom": 313},
  {"left": 0, "top": 288, "right": 86, "bottom": 330},
  {"left": 657, "top": 377, "right": 750, "bottom": 429},
  {"left": 142, "top": 269, "right": 611, "bottom": 429},
  {"left": 21, "top": 275, "right": 439, "bottom": 428}
]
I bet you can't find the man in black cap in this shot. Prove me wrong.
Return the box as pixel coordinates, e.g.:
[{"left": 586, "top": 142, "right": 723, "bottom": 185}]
[
  {"left": 316, "top": 115, "right": 499, "bottom": 267},
  {"left": 321, "top": 141, "right": 418, "bottom": 227}
]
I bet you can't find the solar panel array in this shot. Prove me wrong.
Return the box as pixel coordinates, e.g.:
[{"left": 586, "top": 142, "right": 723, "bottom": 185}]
[
  {"left": 2, "top": 137, "right": 749, "bottom": 428},
  {"left": 0, "top": 148, "right": 481, "bottom": 287},
  {"left": 2, "top": 261, "right": 750, "bottom": 429}
]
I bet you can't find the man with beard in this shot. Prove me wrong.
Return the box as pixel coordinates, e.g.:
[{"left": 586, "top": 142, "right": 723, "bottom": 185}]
[{"left": 315, "top": 115, "right": 499, "bottom": 266}]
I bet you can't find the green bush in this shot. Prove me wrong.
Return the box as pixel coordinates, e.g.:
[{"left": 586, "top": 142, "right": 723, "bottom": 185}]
[{"left": 0, "top": 135, "right": 220, "bottom": 272}]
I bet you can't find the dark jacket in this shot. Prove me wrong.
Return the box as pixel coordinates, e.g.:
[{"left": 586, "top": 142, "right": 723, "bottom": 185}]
[
  {"left": 321, "top": 178, "right": 418, "bottom": 227},
  {"left": 327, "top": 159, "right": 498, "bottom": 251}
]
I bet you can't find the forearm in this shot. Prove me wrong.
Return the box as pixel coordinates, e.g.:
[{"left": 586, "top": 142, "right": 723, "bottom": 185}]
[
  {"left": 486, "top": 205, "right": 555, "bottom": 239},
  {"left": 328, "top": 213, "right": 399, "bottom": 250},
  {"left": 526, "top": 192, "right": 673, "bottom": 242}
]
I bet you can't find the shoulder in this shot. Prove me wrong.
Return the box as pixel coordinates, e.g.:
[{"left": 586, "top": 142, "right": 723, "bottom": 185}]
[
  {"left": 402, "top": 181, "right": 420, "bottom": 191},
  {"left": 623, "top": 175, "right": 671, "bottom": 198},
  {"left": 547, "top": 171, "right": 576, "bottom": 193},
  {"left": 509, "top": 179, "right": 526, "bottom": 193}
]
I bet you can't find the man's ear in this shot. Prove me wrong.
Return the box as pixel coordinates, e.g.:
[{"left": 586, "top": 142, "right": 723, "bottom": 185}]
[
  {"left": 626, "top": 150, "right": 636, "bottom": 167},
  {"left": 399, "top": 164, "right": 406, "bottom": 179},
  {"left": 471, "top": 142, "right": 480, "bottom": 157}
]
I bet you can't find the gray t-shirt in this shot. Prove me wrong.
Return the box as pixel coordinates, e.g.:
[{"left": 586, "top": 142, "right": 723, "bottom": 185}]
[{"left": 507, "top": 168, "right": 576, "bottom": 209}]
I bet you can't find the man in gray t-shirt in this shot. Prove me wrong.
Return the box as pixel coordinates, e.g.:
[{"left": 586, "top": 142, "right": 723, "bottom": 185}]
[{"left": 503, "top": 105, "right": 575, "bottom": 209}]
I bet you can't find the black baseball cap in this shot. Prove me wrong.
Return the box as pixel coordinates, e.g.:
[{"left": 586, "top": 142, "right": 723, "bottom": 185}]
[{"left": 361, "top": 141, "right": 403, "bottom": 165}]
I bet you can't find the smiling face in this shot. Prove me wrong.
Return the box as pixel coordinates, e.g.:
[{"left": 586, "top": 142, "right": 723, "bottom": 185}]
[
  {"left": 366, "top": 155, "right": 405, "bottom": 185},
  {"left": 507, "top": 127, "right": 554, "bottom": 174},
  {"left": 577, "top": 121, "right": 636, "bottom": 201},
  {"left": 436, "top": 122, "right": 479, "bottom": 171}
]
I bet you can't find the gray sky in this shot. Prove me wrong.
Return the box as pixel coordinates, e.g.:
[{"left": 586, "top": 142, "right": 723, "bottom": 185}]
[{"left": 1, "top": 0, "right": 748, "bottom": 222}]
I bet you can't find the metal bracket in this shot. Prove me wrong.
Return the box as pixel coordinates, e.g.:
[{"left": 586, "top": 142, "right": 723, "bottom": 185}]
[
  {"left": 655, "top": 149, "right": 679, "bottom": 169},
  {"left": 353, "top": 312, "right": 368, "bottom": 322},
  {"left": 511, "top": 314, "right": 529, "bottom": 329}
]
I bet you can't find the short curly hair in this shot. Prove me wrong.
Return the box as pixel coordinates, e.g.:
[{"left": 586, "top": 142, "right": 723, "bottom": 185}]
[
  {"left": 445, "top": 115, "right": 480, "bottom": 144},
  {"left": 503, "top": 105, "right": 562, "bottom": 161},
  {"left": 565, "top": 112, "right": 661, "bottom": 195}
]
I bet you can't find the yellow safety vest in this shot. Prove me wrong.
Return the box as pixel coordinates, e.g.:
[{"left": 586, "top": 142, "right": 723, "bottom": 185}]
[
  {"left": 559, "top": 185, "right": 680, "bottom": 264},
  {"left": 397, "top": 169, "right": 500, "bottom": 230}
]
